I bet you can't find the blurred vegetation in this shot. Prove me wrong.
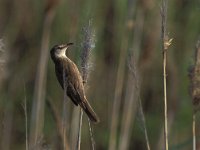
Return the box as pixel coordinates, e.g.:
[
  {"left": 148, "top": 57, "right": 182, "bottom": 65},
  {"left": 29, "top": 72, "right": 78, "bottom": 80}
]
[{"left": 0, "top": 0, "right": 200, "bottom": 150}]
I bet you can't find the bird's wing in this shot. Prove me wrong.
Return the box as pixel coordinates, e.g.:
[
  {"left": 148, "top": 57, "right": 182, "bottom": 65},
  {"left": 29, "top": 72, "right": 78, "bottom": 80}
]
[
  {"left": 68, "top": 63, "right": 85, "bottom": 95},
  {"left": 55, "top": 65, "right": 64, "bottom": 89},
  {"left": 61, "top": 60, "right": 85, "bottom": 106},
  {"left": 61, "top": 59, "right": 99, "bottom": 123}
]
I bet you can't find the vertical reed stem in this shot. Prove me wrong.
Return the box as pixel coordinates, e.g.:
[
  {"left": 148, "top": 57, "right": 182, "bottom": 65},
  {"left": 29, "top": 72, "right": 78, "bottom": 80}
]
[
  {"left": 161, "top": 0, "right": 169, "bottom": 149},
  {"left": 163, "top": 48, "right": 168, "bottom": 150},
  {"left": 193, "top": 114, "right": 196, "bottom": 150},
  {"left": 23, "top": 83, "right": 29, "bottom": 150},
  {"left": 62, "top": 69, "right": 69, "bottom": 150},
  {"left": 77, "top": 109, "right": 83, "bottom": 150},
  {"left": 30, "top": 7, "right": 56, "bottom": 147}
]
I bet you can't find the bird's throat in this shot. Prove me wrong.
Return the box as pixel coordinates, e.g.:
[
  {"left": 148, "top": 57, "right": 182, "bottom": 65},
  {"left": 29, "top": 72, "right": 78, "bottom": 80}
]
[{"left": 57, "top": 49, "right": 67, "bottom": 58}]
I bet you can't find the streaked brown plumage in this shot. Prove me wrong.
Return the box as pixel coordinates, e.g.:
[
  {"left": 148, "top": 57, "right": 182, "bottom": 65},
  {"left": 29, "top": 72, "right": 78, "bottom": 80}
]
[{"left": 50, "top": 43, "right": 99, "bottom": 123}]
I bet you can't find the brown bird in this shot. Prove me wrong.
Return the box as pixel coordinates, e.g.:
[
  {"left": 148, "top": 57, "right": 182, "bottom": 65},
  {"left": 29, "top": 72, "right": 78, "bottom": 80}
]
[{"left": 50, "top": 43, "right": 99, "bottom": 123}]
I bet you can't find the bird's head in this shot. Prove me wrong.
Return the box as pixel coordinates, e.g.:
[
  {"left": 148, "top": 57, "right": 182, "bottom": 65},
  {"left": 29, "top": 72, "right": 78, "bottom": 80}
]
[{"left": 50, "top": 43, "right": 73, "bottom": 60}]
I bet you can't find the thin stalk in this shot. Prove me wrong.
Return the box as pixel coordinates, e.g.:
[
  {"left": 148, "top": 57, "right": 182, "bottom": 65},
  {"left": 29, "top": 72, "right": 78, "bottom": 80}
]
[
  {"left": 70, "top": 108, "right": 80, "bottom": 150},
  {"left": 124, "top": 53, "right": 151, "bottom": 150},
  {"left": 62, "top": 69, "right": 69, "bottom": 150},
  {"left": 23, "top": 83, "right": 29, "bottom": 150},
  {"left": 118, "top": 72, "right": 137, "bottom": 150},
  {"left": 163, "top": 48, "right": 168, "bottom": 150},
  {"left": 161, "top": 0, "right": 169, "bottom": 149},
  {"left": 62, "top": 102, "right": 68, "bottom": 150},
  {"left": 193, "top": 114, "right": 196, "bottom": 150},
  {"left": 138, "top": 97, "right": 151, "bottom": 150},
  {"left": 77, "top": 109, "right": 83, "bottom": 150}
]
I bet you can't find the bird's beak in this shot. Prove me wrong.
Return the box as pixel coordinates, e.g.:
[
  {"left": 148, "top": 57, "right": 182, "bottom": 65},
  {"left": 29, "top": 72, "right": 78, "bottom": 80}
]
[
  {"left": 67, "top": 42, "right": 74, "bottom": 46},
  {"left": 62, "top": 42, "right": 74, "bottom": 51},
  {"left": 60, "top": 43, "right": 73, "bottom": 56}
]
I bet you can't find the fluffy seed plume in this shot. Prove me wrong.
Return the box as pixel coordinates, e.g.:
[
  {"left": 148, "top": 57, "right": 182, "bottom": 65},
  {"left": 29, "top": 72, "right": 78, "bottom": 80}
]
[
  {"left": 80, "top": 20, "right": 95, "bottom": 83},
  {"left": 77, "top": 20, "right": 97, "bottom": 150}
]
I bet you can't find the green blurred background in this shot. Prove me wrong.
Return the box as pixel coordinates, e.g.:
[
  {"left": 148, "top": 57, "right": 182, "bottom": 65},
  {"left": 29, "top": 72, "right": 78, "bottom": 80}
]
[{"left": 0, "top": 0, "right": 200, "bottom": 149}]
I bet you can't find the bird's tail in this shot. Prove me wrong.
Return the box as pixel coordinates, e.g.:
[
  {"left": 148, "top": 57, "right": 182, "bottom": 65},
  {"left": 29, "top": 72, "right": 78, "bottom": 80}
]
[{"left": 80, "top": 99, "right": 100, "bottom": 123}]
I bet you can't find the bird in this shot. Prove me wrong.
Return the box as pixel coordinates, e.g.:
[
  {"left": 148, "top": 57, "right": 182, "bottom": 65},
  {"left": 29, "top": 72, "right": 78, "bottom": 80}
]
[{"left": 50, "top": 43, "right": 99, "bottom": 123}]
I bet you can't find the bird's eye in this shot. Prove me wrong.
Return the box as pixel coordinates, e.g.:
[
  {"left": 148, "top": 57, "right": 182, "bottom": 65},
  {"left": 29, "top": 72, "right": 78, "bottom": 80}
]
[
  {"left": 58, "top": 45, "right": 64, "bottom": 49},
  {"left": 58, "top": 46, "right": 62, "bottom": 49}
]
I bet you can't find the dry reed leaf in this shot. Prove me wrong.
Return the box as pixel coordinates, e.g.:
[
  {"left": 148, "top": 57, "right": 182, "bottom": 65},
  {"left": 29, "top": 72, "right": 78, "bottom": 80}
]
[{"left": 164, "top": 37, "right": 173, "bottom": 50}]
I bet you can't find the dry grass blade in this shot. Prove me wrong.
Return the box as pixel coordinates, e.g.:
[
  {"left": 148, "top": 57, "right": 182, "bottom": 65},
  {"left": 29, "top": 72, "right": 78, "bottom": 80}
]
[
  {"left": 118, "top": 58, "right": 137, "bottom": 150},
  {"left": 128, "top": 55, "right": 151, "bottom": 150},
  {"left": 161, "top": 0, "right": 170, "bottom": 150},
  {"left": 118, "top": 8, "right": 145, "bottom": 150},
  {"left": 138, "top": 98, "right": 151, "bottom": 150},
  {"left": 29, "top": 3, "right": 57, "bottom": 148}
]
